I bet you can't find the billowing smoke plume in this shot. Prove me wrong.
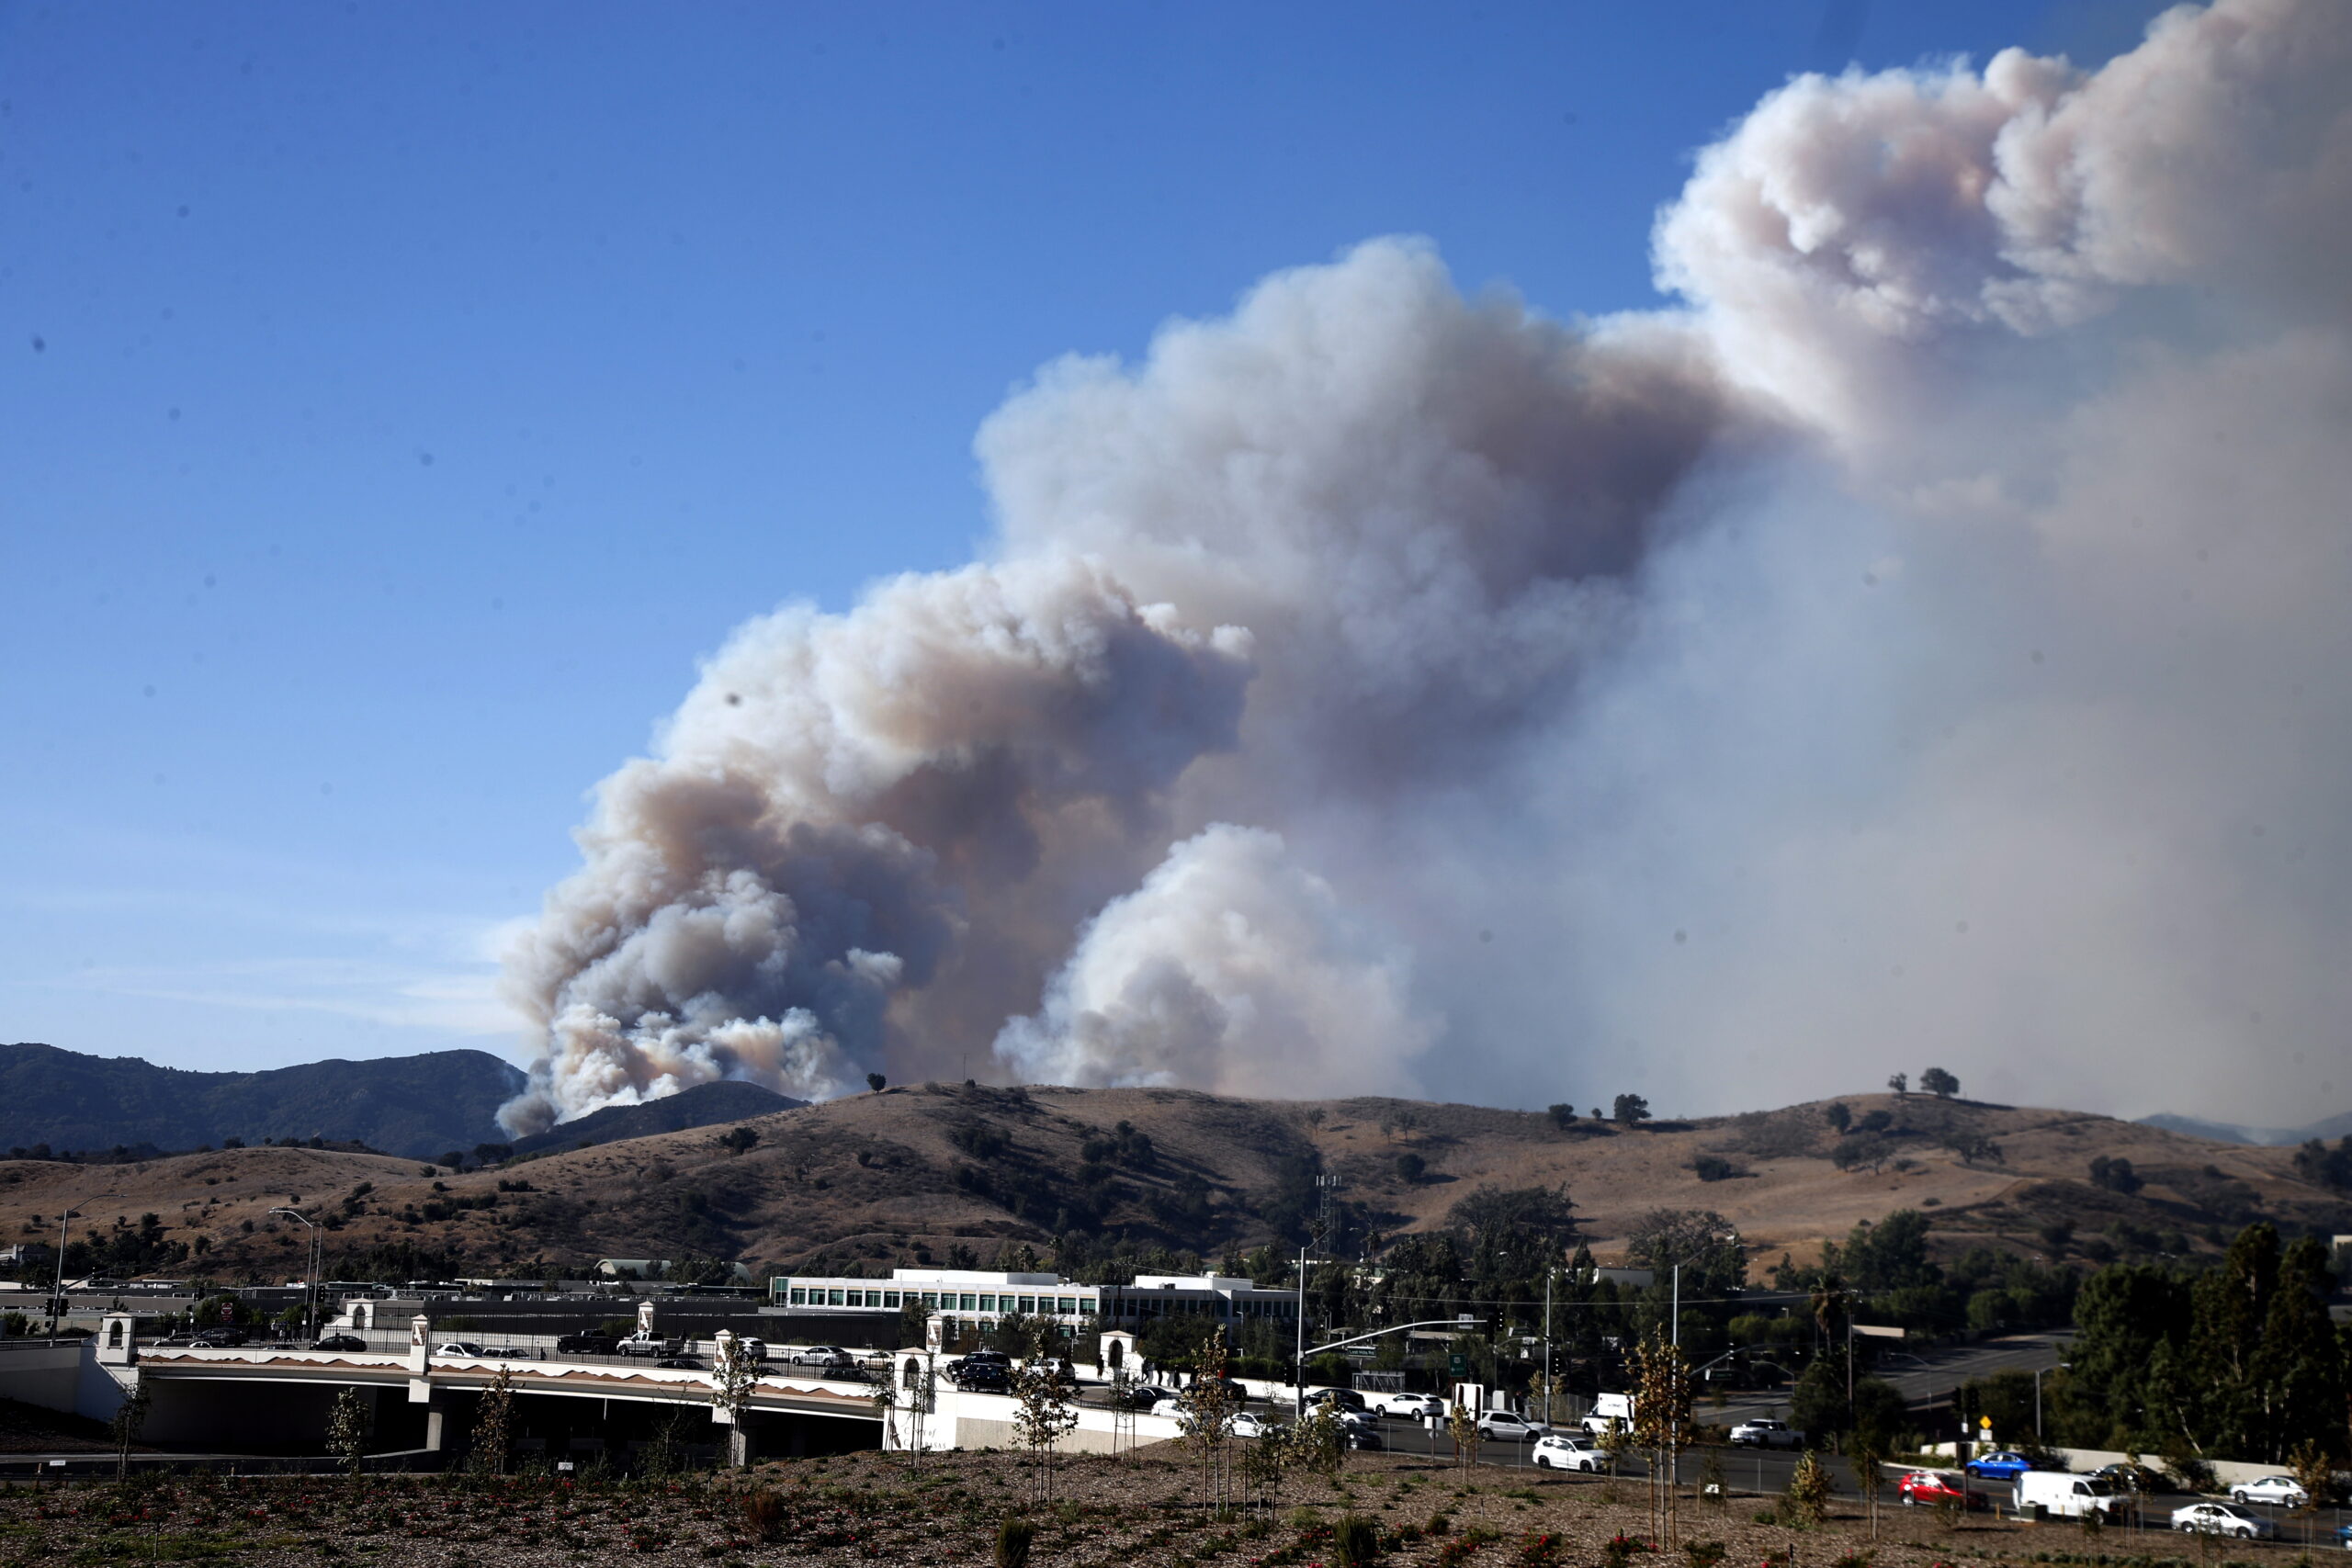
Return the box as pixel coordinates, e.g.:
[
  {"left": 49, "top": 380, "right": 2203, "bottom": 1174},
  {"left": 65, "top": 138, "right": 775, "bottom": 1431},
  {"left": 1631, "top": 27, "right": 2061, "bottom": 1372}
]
[{"left": 505, "top": 0, "right": 2352, "bottom": 1133}]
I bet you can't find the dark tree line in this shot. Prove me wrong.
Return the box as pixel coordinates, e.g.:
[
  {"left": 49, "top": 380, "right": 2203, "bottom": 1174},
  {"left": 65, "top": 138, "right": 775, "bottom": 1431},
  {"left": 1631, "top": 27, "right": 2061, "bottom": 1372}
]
[{"left": 2060, "top": 1222, "right": 2346, "bottom": 1465}]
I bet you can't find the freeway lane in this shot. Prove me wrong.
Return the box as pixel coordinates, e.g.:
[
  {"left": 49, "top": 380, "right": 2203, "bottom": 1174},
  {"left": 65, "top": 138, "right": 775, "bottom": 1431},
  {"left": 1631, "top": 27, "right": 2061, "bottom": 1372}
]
[{"left": 1703, "top": 1333, "right": 2074, "bottom": 1429}]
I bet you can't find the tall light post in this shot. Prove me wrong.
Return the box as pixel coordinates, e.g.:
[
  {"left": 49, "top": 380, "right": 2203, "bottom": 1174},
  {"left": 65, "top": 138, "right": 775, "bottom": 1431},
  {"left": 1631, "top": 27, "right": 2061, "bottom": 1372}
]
[
  {"left": 1293, "top": 1245, "right": 1310, "bottom": 1419},
  {"left": 48, "top": 1190, "right": 123, "bottom": 1337},
  {"left": 269, "top": 1208, "right": 320, "bottom": 1341},
  {"left": 2031, "top": 1360, "right": 2069, "bottom": 1443},
  {"left": 1542, "top": 1266, "right": 1555, "bottom": 1427}
]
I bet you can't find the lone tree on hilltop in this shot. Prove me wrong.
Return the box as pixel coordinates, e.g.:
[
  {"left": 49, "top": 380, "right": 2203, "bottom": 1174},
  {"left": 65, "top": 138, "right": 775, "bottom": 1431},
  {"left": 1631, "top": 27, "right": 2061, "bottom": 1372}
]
[
  {"left": 1919, "top": 1066, "right": 1961, "bottom": 1100},
  {"left": 866, "top": 1071, "right": 888, "bottom": 1093},
  {"left": 1887, "top": 1071, "right": 1908, "bottom": 1097},
  {"left": 1613, "top": 1093, "right": 1652, "bottom": 1127}
]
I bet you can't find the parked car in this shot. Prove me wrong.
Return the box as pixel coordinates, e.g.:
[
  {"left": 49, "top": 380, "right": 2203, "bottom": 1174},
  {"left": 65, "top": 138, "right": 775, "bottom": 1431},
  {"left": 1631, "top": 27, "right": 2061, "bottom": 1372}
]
[
  {"left": 1369, "top": 1392, "right": 1447, "bottom": 1419},
  {"left": 656, "top": 1354, "right": 705, "bottom": 1370},
  {"left": 1476, "top": 1410, "right": 1547, "bottom": 1441},
  {"left": 2174, "top": 1502, "right": 2275, "bottom": 1540},
  {"left": 555, "top": 1332, "right": 618, "bottom": 1355},
  {"left": 2231, "top": 1475, "right": 2310, "bottom": 1507},
  {"left": 1963, "top": 1450, "right": 2039, "bottom": 1481},
  {"left": 192, "top": 1328, "right": 248, "bottom": 1348},
  {"left": 1897, "top": 1471, "right": 1987, "bottom": 1510},
  {"left": 2091, "top": 1462, "right": 2166, "bottom": 1495},
  {"left": 435, "top": 1341, "right": 489, "bottom": 1358},
  {"left": 1729, "top": 1418, "right": 1801, "bottom": 1449},
  {"left": 2333, "top": 1519, "right": 2351, "bottom": 1551},
  {"left": 1532, "top": 1434, "right": 1612, "bottom": 1472},
  {"left": 616, "top": 1331, "right": 683, "bottom": 1358},
  {"left": 733, "top": 1337, "right": 769, "bottom": 1362},
  {"left": 310, "top": 1333, "right": 367, "bottom": 1351},
  {"left": 789, "top": 1345, "right": 854, "bottom": 1369}
]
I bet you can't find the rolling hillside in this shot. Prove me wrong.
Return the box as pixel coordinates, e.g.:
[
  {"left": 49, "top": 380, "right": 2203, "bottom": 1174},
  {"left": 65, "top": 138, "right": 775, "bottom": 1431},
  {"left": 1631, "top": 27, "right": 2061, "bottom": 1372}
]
[{"left": 1, "top": 1080, "right": 2345, "bottom": 1285}]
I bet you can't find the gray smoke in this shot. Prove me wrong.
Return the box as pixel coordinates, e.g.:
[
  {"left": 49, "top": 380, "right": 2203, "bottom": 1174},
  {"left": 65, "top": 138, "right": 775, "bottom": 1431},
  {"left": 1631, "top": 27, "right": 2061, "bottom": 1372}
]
[{"left": 504, "top": 0, "right": 2352, "bottom": 1132}]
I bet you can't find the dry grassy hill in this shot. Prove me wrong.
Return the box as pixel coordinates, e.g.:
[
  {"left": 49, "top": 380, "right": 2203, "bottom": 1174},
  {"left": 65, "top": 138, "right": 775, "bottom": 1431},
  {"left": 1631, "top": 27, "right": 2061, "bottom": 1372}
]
[{"left": 1, "top": 1084, "right": 2344, "bottom": 1284}]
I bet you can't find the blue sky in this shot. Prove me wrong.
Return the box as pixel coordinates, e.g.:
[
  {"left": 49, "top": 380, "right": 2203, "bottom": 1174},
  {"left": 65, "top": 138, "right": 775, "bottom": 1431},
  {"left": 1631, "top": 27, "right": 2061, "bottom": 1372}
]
[{"left": 0, "top": 0, "right": 2168, "bottom": 1076}]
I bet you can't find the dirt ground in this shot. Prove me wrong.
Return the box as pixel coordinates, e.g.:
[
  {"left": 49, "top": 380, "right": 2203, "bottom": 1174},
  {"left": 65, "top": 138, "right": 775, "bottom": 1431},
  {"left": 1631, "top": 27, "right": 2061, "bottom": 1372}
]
[{"left": 1, "top": 1444, "right": 2327, "bottom": 1568}]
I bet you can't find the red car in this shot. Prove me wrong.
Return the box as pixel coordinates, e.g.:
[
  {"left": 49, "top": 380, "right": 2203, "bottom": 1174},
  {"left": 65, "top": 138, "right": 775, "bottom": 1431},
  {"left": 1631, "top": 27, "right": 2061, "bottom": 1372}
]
[{"left": 1899, "top": 1471, "right": 1989, "bottom": 1510}]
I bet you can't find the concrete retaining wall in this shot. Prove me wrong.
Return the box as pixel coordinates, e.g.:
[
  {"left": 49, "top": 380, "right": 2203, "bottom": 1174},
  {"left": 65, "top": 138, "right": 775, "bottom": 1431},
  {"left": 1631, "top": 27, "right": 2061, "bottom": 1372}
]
[{"left": 0, "top": 1343, "right": 85, "bottom": 1416}]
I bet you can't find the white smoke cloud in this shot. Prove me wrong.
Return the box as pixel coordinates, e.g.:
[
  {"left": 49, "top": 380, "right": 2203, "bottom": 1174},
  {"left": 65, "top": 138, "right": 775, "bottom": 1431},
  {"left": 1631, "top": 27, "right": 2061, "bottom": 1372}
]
[
  {"left": 506, "top": 0, "right": 2352, "bottom": 1129},
  {"left": 994, "top": 825, "right": 1436, "bottom": 1096}
]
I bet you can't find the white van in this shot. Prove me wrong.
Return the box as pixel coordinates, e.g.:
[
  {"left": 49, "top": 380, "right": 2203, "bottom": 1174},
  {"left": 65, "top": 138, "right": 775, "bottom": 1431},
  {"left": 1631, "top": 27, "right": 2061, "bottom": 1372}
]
[
  {"left": 1581, "top": 1392, "right": 1634, "bottom": 1438},
  {"left": 2017, "top": 1472, "right": 2122, "bottom": 1520}
]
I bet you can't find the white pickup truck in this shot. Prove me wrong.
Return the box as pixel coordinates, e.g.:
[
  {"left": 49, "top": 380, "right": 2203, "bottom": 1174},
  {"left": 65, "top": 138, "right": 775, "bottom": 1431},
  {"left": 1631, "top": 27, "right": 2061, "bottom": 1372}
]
[
  {"left": 616, "top": 1330, "right": 684, "bottom": 1358},
  {"left": 1728, "top": 1417, "right": 1802, "bottom": 1448}
]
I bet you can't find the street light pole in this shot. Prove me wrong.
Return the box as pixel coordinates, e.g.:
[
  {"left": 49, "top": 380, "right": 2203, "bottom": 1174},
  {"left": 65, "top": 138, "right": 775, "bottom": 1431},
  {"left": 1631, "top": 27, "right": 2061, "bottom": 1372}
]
[
  {"left": 48, "top": 1190, "right": 123, "bottom": 1337},
  {"left": 1543, "top": 1269, "right": 1554, "bottom": 1427},
  {"left": 1294, "top": 1245, "right": 1307, "bottom": 1420},
  {"left": 269, "top": 1209, "right": 320, "bottom": 1341}
]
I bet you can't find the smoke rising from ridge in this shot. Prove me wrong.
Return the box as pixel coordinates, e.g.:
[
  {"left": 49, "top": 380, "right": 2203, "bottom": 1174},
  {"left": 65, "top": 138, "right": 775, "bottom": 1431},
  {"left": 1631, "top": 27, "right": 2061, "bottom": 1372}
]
[{"left": 503, "top": 0, "right": 2352, "bottom": 1134}]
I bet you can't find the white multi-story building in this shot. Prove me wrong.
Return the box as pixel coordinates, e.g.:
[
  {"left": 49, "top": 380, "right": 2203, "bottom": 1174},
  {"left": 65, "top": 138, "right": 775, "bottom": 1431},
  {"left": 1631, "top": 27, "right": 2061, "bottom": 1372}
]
[{"left": 769, "top": 1268, "right": 1299, "bottom": 1333}]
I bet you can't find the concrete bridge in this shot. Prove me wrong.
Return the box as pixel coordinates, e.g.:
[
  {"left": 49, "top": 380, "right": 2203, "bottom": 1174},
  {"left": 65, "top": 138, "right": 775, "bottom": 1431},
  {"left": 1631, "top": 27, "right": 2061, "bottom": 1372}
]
[
  {"left": 1, "top": 1314, "right": 1192, "bottom": 1468},
  {"left": 16, "top": 1314, "right": 885, "bottom": 1468}
]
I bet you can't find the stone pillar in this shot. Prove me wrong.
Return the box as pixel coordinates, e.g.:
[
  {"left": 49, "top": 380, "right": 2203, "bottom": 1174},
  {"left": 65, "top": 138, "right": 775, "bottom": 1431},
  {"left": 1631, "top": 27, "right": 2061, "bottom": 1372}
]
[
  {"left": 406, "top": 1315, "right": 432, "bottom": 1376},
  {"left": 423, "top": 1399, "right": 449, "bottom": 1452},
  {"left": 635, "top": 1300, "right": 656, "bottom": 1337},
  {"left": 1100, "top": 1330, "right": 1136, "bottom": 1379}
]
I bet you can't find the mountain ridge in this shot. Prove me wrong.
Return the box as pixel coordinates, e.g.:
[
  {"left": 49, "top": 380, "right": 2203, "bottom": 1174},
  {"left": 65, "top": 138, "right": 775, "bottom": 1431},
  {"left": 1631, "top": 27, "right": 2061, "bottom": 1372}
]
[
  {"left": 0, "top": 1042, "right": 526, "bottom": 1160},
  {"left": 2137, "top": 1109, "right": 2352, "bottom": 1146}
]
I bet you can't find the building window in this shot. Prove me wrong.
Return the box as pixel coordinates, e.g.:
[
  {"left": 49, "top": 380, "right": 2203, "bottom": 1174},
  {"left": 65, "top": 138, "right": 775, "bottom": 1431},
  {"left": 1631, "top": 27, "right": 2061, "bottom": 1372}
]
[
  {"left": 922, "top": 1292, "right": 939, "bottom": 1308},
  {"left": 828, "top": 1289, "right": 844, "bottom": 1305},
  {"left": 1057, "top": 1296, "right": 1075, "bottom": 1314},
  {"left": 1017, "top": 1294, "right": 1035, "bottom": 1314},
  {"left": 884, "top": 1292, "right": 900, "bottom": 1308},
  {"left": 959, "top": 1293, "right": 978, "bottom": 1312},
  {"left": 789, "top": 1288, "right": 806, "bottom": 1305},
  {"left": 846, "top": 1290, "right": 865, "bottom": 1306},
  {"left": 978, "top": 1294, "right": 997, "bottom": 1312}
]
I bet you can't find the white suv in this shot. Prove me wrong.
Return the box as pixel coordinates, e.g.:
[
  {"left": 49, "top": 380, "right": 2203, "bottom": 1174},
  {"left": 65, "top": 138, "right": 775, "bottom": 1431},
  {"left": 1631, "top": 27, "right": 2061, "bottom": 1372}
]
[
  {"left": 1533, "top": 1433, "right": 1611, "bottom": 1471},
  {"left": 1476, "top": 1410, "right": 1546, "bottom": 1441}
]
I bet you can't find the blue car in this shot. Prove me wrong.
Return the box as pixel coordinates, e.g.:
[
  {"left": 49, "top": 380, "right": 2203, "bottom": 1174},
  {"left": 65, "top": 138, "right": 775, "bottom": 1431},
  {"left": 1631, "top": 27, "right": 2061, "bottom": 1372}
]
[
  {"left": 1964, "top": 1450, "right": 2037, "bottom": 1481},
  {"left": 2333, "top": 1519, "right": 2350, "bottom": 1551}
]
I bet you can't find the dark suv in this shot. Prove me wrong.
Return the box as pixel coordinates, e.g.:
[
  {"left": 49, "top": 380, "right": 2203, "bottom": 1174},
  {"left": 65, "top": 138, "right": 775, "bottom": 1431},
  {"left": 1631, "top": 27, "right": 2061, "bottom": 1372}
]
[{"left": 953, "top": 1359, "right": 1011, "bottom": 1393}]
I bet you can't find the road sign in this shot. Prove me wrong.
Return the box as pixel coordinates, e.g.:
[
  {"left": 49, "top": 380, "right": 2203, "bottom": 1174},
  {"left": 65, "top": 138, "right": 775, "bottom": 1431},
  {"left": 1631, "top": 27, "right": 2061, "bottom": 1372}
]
[{"left": 1449, "top": 1353, "right": 1468, "bottom": 1376}]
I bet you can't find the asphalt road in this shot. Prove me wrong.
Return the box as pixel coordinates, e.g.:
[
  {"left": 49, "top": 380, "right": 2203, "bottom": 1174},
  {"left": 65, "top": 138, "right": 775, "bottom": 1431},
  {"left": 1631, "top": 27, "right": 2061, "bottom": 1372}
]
[{"left": 1702, "top": 1332, "right": 2075, "bottom": 1429}]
